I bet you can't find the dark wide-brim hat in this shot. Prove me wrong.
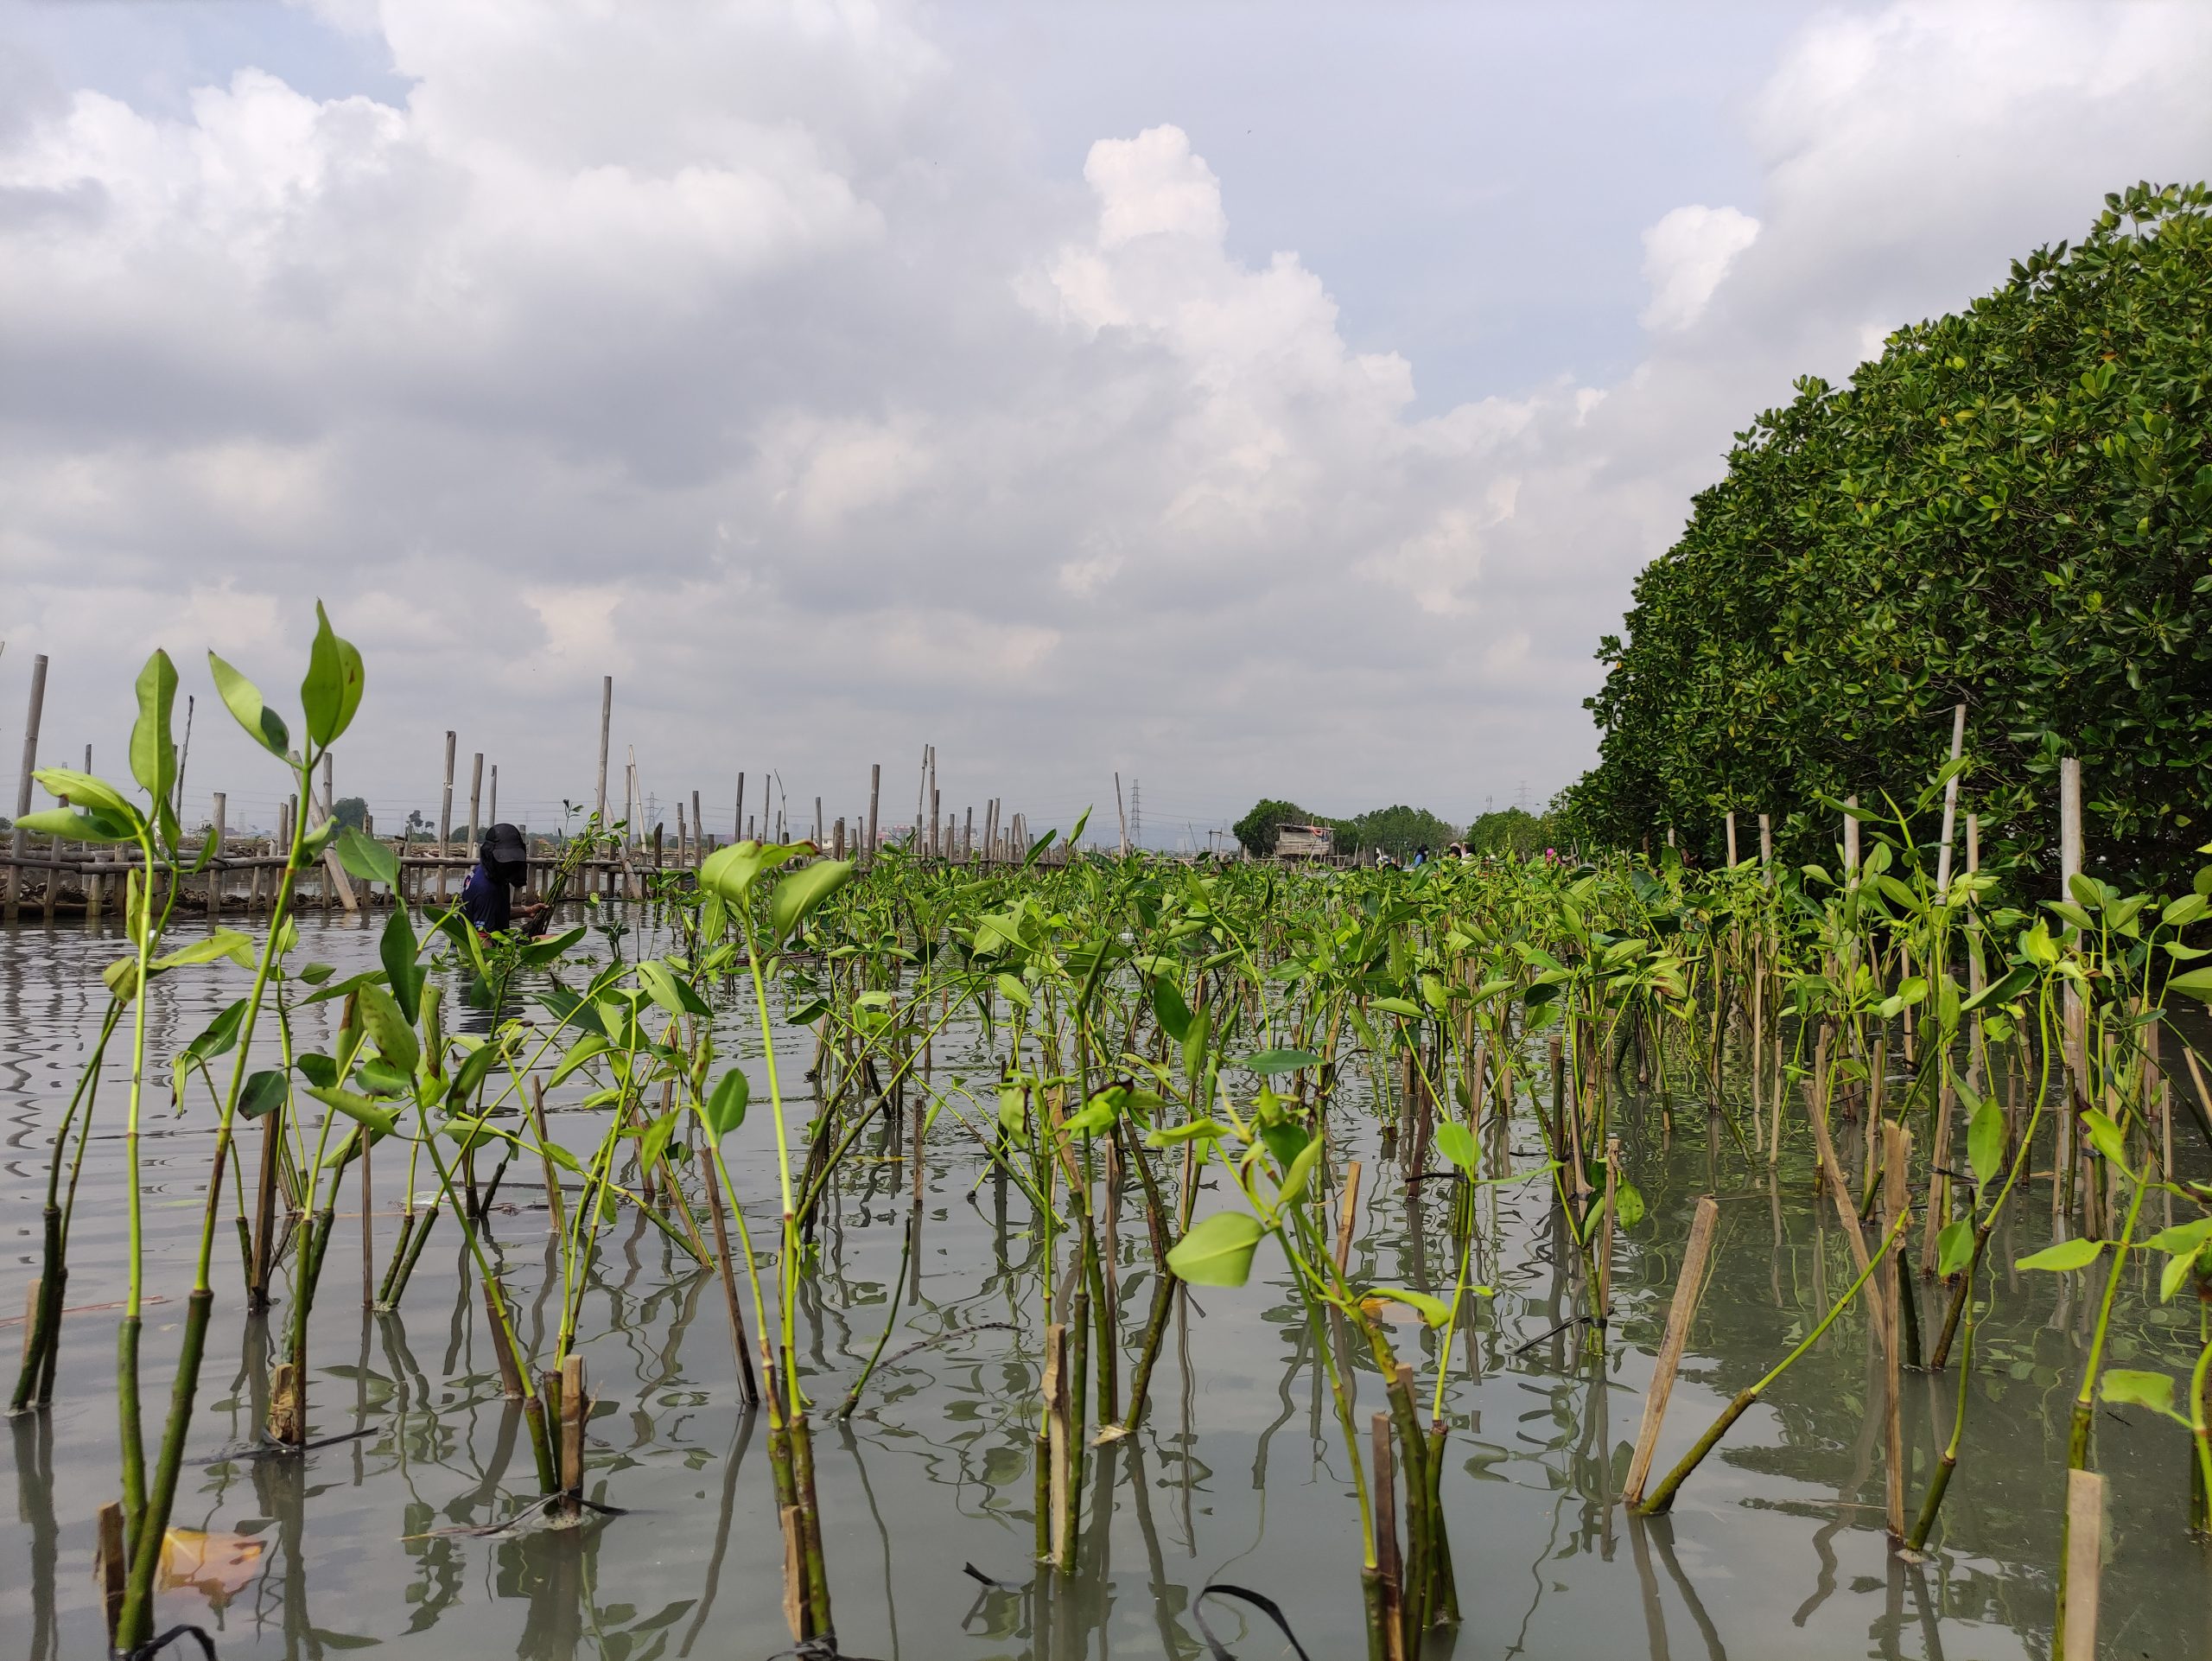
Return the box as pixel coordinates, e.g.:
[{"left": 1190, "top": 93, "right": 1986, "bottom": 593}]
[{"left": 482, "top": 823, "right": 528, "bottom": 867}]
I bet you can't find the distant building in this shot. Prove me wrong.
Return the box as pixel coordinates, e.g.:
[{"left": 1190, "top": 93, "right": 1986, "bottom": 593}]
[{"left": 1273, "top": 824, "right": 1335, "bottom": 860}]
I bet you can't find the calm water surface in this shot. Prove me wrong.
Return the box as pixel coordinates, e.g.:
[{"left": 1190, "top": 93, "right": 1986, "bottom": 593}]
[{"left": 2, "top": 912, "right": 2208, "bottom": 1659}]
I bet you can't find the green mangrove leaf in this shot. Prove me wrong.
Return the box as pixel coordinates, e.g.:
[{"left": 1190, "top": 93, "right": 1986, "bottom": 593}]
[
  {"left": 154, "top": 929, "right": 255, "bottom": 971},
  {"left": 14, "top": 805, "right": 138, "bottom": 843},
  {"left": 303, "top": 1085, "right": 398, "bottom": 1137},
  {"left": 379, "top": 907, "right": 424, "bottom": 1025},
  {"left": 1615, "top": 1180, "right": 1646, "bottom": 1229},
  {"left": 1166, "top": 1210, "right": 1263, "bottom": 1288},
  {"left": 1147, "top": 1118, "right": 1226, "bottom": 1146},
  {"left": 356, "top": 983, "right": 420, "bottom": 1080},
  {"left": 1936, "top": 1218, "right": 1975, "bottom": 1277},
  {"left": 1363, "top": 1287, "right": 1452, "bottom": 1328},
  {"left": 1433, "top": 1120, "right": 1478, "bottom": 1176},
  {"left": 995, "top": 972, "right": 1033, "bottom": 1012},
  {"left": 208, "top": 652, "right": 290, "bottom": 757},
  {"left": 2161, "top": 1244, "right": 2204, "bottom": 1303},
  {"left": 770, "top": 857, "right": 855, "bottom": 947},
  {"left": 2101, "top": 1368, "right": 2187, "bottom": 1423},
  {"left": 702, "top": 1067, "right": 750, "bottom": 1138},
  {"left": 336, "top": 826, "right": 397, "bottom": 888},
  {"left": 130, "top": 650, "right": 179, "bottom": 805},
  {"left": 2166, "top": 966, "right": 2212, "bottom": 1002},
  {"left": 2015, "top": 1238, "right": 2106, "bottom": 1272},
  {"left": 1243, "top": 1048, "right": 1318, "bottom": 1075},
  {"left": 637, "top": 958, "right": 711, "bottom": 1020},
  {"left": 300, "top": 601, "right": 365, "bottom": 748},
  {"left": 238, "top": 1069, "right": 289, "bottom": 1122},
  {"left": 700, "top": 838, "right": 804, "bottom": 903},
  {"left": 1966, "top": 1096, "right": 2005, "bottom": 1189},
  {"left": 2081, "top": 1109, "right": 2129, "bottom": 1171}
]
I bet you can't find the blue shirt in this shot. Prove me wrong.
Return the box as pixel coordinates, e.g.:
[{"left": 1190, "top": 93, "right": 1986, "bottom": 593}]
[{"left": 460, "top": 862, "right": 511, "bottom": 932}]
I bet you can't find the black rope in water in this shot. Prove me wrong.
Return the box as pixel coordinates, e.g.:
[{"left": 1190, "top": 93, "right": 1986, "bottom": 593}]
[
  {"left": 1187, "top": 1582, "right": 1315, "bottom": 1661},
  {"left": 128, "top": 1626, "right": 217, "bottom": 1660}
]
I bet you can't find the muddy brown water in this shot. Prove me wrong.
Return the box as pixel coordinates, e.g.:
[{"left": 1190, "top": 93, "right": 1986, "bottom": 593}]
[{"left": 3, "top": 913, "right": 2209, "bottom": 1659}]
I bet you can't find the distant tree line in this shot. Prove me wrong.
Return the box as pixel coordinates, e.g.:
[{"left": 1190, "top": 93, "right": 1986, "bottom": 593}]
[{"left": 1232, "top": 799, "right": 1462, "bottom": 860}]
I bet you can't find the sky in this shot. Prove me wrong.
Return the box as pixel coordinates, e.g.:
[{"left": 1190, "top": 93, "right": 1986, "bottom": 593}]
[{"left": 3, "top": 2, "right": 2210, "bottom": 850}]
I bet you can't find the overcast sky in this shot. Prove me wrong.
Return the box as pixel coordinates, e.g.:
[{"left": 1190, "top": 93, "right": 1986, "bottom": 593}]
[{"left": 4, "top": 2, "right": 2209, "bottom": 847}]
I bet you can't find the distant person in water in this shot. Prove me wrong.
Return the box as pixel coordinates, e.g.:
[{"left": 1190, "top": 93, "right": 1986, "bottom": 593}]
[{"left": 461, "top": 823, "right": 550, "bottom": 936}]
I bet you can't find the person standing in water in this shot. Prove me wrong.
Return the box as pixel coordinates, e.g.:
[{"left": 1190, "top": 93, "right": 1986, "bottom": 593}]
[{"left": 460, "top": 823, "right": 550, "bottom": 936}]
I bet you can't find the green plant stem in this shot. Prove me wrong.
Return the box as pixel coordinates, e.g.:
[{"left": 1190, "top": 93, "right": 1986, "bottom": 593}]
[{"left": 1643, "top": 1209, "right": 1908, "bottom": 1515}]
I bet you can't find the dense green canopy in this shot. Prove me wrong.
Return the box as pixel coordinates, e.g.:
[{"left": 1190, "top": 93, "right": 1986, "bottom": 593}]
[{"left": 1559, "top": 181, "right": 2212, "bottom": 887}]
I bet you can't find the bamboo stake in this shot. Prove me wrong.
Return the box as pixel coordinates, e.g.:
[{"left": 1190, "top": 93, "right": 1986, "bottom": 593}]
[
  {"left": 1935, "top": 702, "right": 1967, "bottom": 890},
  {"left": 1881, "top": 1123, "right": 1911, "bottom": 1540},
  {"left": 467, "top": 751, "right": 483, "bottom": 867},
  {"left": 5, "top": 652, "right": 47, "bottom": 925},
  {"left": 596, "top": 677, "right": 613, "bottom": 821},
  {"left": 1598, "top": 1136, "right": 1620, "bottom": 1322},
  {"left": 1372, "top": 1412, "right": 1404, "bottom": 1661},
  {"left": 2058, "top": 1467, "right": 2103, "bottom": 1659},
  {"left": 437, "top": 731, "right": 456, "bottom": 904},
  {"left": 207, "top": 792, "right": 226, "bottom": 920},
  {"left": 1337, "top": 1161, "right": 1363, "bottom": 1272},
  {"left": 1045, "top": 1321, "right": 1071, "bottom": 1565},
  {"left": 97, "top": 1500, "right": 125, "bottom": 1642},
  {"left": 1624, "top": 1195, "right": 1719, "bottom": 1507},
  {"left": 559, "top": 1352, "right": 586, "bottom": 1494},
  {"left": 865, "top": 764, "right": 879, "bottom": 867}
]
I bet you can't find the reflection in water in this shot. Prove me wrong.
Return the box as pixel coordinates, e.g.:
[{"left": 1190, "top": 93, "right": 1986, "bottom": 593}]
[{"left": 2, "top": 914, "right": 2208, "bottom": 1659}]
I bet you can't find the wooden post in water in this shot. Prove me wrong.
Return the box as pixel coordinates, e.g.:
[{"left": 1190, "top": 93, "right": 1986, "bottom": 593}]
[
  {"left": 734, "top": 772, "right": 747, "bottom": 850},
  {"left": 832, "top": 818, "right": 846, "bottom": 860},
  {"left": 595, "top": 676, "right": 613, "bottom": 823},
  {"left": 1881, "top": 1123, "right": 1911, "bottom": 1540},
  {"left": 865, "top": 764, "right": 880, "bottom": 867},
  {"left": 96, "top": 1500, "right": 125, "bottom": 1642},
  {"left": 208, "top": 792, "right": 226, "bottom": 920},
  {"left": 691, "top": 791, "right": 703, "bottom": 867},
  {"left": 1624, "top": 1195, "right": 1719, "bottom": 1507},
  {"left": 2059, "top": 758, "right": 2084, "bottom": 1216},
  {"left": 5, "top": 652, "right": 48, "bottom": 924},
  {"left": 1843, "top": 795, "right": 1860, "bottom": 884},
  {"left": 560, "top": 1352, "right": 587, "bottom": 1496},
  {"left": 1935, "top": 702, "right": 1967, "bottom": 891},
  {"left": 1599, "top": 1136, "right": 1620, "bottom": 1321},
  {"left": 1044, "top": 1322, "right": 1071, "bottom": 1567},
  {"left": 1336, "top": 1160, "right": 1363, "bottom": 1271},
  {"left": 1758, "top": 812, "right": 1772, "bottom": 880},
  {"left": 437, "top": 732, "right": 457, "bottom": 903},
  {"left": 488, "top": 762, "right": 498, "bottom": 827},
  {"left": 2058, "top": 1467, "right": 2103, "bottom": 1659},
  {"left": 963, "top": 804, "right": 974, "bottom": 862},
  {"left": 815, "top": 796, "right": 823, "bottom": 850},
  {"left": 1725, "top": 811, "right": 1738, "bottom": 867},
  {"left": 1115, "top": 772, "right": 1129, "bottom": 856},
  {"left": 467, "top": 751, "right": 484, "bottom": 856}
]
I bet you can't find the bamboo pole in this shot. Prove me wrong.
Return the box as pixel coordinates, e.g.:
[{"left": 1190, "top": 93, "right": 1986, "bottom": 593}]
[
  {"left": 865, "top": 764, "right": 880, "bottom": 867},
  {"left": 2058, "top": 1467, "right": 2103, "bottom": 1659},
  {"left": 1935, "top": 702, "right": 1967, "bottom": 891},
  {"left": 1624, "top": 1195, "right": 1719, "bottom": 1506},
  {"left": 467, "top": 752, "right": 483, "bottom": 865},
  {"left": 1337, "top": 1161, "right": 1363, "bottom": 1272},
  {"left": 5, "top": 652, "right": 48, "bottom": 924},
  {"left": 1881, "top": 1123, "right": 1911, "bottom": 1540},
  {"left": 596, "top": 677, "right": 613, "bottom": 822},
  {"left": 208, "top": 792, "right": 226, "bottom": 920},
  {"left": 1045, "top": 1321, "right": 1071, "bottom": 1566},
  {"left": 437, "top": 732, "right": 456, "bottom": 903}
]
